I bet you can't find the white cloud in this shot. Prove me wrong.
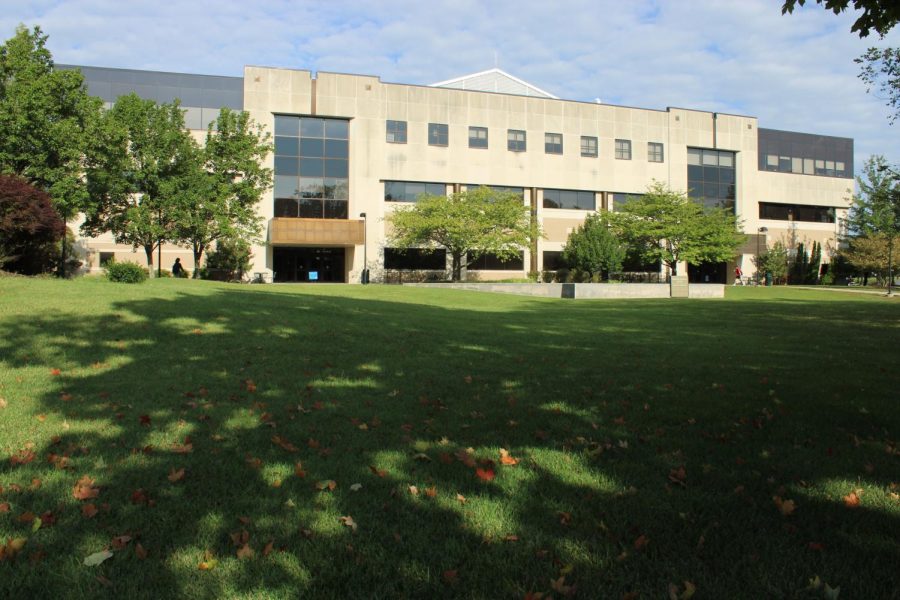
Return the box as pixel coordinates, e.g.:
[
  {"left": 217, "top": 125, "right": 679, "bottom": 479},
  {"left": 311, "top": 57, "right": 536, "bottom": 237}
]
[{"left": 3, "top": 0, "right": 900, "bottom": 171}]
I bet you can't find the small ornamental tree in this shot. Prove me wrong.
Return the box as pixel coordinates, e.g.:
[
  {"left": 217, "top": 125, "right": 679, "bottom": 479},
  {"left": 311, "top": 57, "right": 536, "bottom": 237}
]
[
  {"left": 609, "top": 181, "right": 745, "bottom": 276},
  {"left": 561, "top": 212, "right": 626, "bottom": 280},
  {"left": 755, "top": 241, "right": 790, "bottom": 284},
  {"left": 0, "top": 174, "right": 65, "bottom": 274},
  {"left": 389, "top": 186, "right": 539, "bottom": 282}
]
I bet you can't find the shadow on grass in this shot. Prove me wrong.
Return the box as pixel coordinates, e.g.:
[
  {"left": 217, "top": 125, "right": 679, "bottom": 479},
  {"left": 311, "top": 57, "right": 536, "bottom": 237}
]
[{"left": 0, "top": 282, "right": 898, "bottom": 598}]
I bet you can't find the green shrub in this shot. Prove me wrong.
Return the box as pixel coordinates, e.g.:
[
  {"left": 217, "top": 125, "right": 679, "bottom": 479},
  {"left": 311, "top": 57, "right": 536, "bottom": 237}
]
[{"left": 105, "top": 260, "right": 148, "bottom": 283}]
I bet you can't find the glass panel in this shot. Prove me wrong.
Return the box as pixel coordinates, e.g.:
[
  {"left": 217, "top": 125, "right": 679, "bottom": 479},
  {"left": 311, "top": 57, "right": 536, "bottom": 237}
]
[
  {"left": 324, "top": 159, "right": 348, "bottom": 178},
  {"left": 792, "top": 157, "right": 803, "bottom": 173},
  {"left": 299, "top": 198, "right": 323, "bottom": 218},
  {"left": 719, "top": 169, "right": 735, "bottom": 184},
  {"left": 274, "top": 115, "right": 299, "bottom": 137},
  {"left": 835, "top": 162, "right": 845, "bottom": 175},
  {"left": 330, "top": 179, "right": 349, "bottom": 200},
  {"left": 324, "top": 139, "right": 348, "bottom": 159},
  {"left": 702, "top": 151, "right": 718, "bottom": 166},
  {"left": 718, "top": 153, "right": 734, "bottom": 167},
  {"left": 577, "top": 192, "right": 595, "bottom": 210},
  {"left": 384, "top": 182, "right": 401, "bottom": 202},
  {"left": 779, "top": 156, "right": 791, "bottom": 171},
  {"left": 703, "top": 166, "right": 719, "bottom": 181},
  {"left": 425, "top": 183, "right": 446, "bottom": 196},
  {"left": 274, "top": 156, "right": 299, "bottom": 176},
  {"left": 767, "top": 154, "right": 779, "bottom": 167},
  {"left": 324, "top": 200, "right": 348, "bottom": 219},
  {"left": 299, "top": 158, "right": 324, "bottom": 177},
  {"left": 703, "top": 181, "right": 719, "bottom": 198},
  {"left": 687, "top": 148, "right": 701, "bottom": 165},
  {"left": 275, "top": 136, "right": 299, "bottom": 156},
  {"left": 274, "top": 198, "right": 298, "bottom": 217},
  {"left": 324, "top": 120, "right": 348, "bottom": 139},
  {"left": 687, "top": 184, "right": 702, "bottom": 198},
  {"left": 300, "top": 138, "right": 324, "bottom": 157},
  {"left": 300, "top": 118, "right": 324, "bottom": 138},
  {"left": 299, "top": 177, "right": 324, "bottom": 198},
  {"left": 274, "top": 175, "right": 298, "bottom": 197}
]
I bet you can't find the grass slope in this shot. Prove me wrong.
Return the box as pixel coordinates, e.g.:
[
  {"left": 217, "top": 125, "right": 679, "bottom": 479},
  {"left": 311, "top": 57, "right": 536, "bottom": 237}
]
[{"left": 0, "top": 277, "right": 898, "bottom": 599}]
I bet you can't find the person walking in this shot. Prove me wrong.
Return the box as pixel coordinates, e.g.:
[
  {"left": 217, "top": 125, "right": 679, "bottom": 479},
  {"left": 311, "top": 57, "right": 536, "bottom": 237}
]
[
  {"left": 733, "top": 265, "right": 743, "bottom": 285},
  {"left": 172, "top": 258, "right": 184, "bottom": 277}
]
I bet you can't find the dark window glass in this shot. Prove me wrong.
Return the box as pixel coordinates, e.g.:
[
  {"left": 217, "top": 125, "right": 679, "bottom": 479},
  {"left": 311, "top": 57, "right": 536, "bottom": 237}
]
[
  {"left": 384, "top": 181, "right": 446, "bottom": 202},
  {"left": 274, "top": 156, "right": 299, "bottom": 176},
  {"left": 384, "top": 248, "right": 447, "bottom": 270},
  {"left": 611, "top": 192, "right": 643, "bottom": 211},
  {"left": 300, "top": 138, "right": 324, "bottom": 157},
  {"left": 580, "top": 136, "right": 598, "bottom": 157},
  {"left": 324, "top": 120, "right": 348, "bottom": 139},
  {"left": 275, "top": 136, "right": 299, "bottom": 156},
  {"left": 299, "top": 198, "right": 323, "bottom": 218},
  {"left": 542, "top": 251, "right": 564, "bottom": 270},
  {"left": 467, "top": 184, "right": 525, "bottom": 198},
  {"left": 615, "top": 139, "right": 631, "bottom": 160},
  {"left": 300, "top": 118, "right": 324, "bottom": 138},
  {"left": 324, "top": 200, "right": 348, "bottom": 219},
  {"left": 469, "top": 126, "right": 488, "bottom": 148},
  {"left": 467, "top": 251, "right": 525, "bottom": 271},
  {"left": 274, "top": 198, "right": 299, "bottom": 217},
  {"left": 759, "top": 202, "right": 835, "bottom": 223},
  {"left": 688, "top": 165, "right": 703, "bottom": 181},
  {"left": 274, "top": 175, "right": 298, "bottom": 198},
  {"left": 386, "top": 120, "right": 407, "bottom": 143},
  {"left": 324, "top": 159, "right": 348, "bottom": 178},
  {"left": 428, "top": 123, "right": 448, "bottom": 146},
  {"left": 299, "top": 177, "right": 323, "bottom": 198},
  {"left": 543, "top": 188, "right": 594, "bottom": 210},
  {"left": 508, "top": 129, "right": 526, "bottom": 152},
  {"left": 545, "top": 133, "right": 563, "bottom": 154},
  {"left": 99, "top": 252, "right": 115, "bottom": 267},
  {"left": 324, "top": 139, "right": 348, "bottom": 159},
  {"left": 299, "top": 158, "right": 324, "bottom": 177},
  {"left": 274, "top": 115, "right": 299, "bottom": 137},
  {"left": 756, "top": 128, "right": 853, "bottom": 178},
  {"left": 326, "top": 178, "right": 349, "bottom": 200},
  {"left": 648, "top": 142, "right": 664, "bottom": 162},
  {"left": 686, "top": 147, "right": 736, "bottom": 213}
]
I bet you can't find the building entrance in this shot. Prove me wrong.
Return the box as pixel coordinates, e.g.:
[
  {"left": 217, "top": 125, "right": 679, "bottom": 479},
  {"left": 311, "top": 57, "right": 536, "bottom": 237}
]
[
  {"left": 688, "top": 261, "right": 727, "bottom": 284},
  {"left": 273, "top": 247, "right": 346, "bottom": 282}
]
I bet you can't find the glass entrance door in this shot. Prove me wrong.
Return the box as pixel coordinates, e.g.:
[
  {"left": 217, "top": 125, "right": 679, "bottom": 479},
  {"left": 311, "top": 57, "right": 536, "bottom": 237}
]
[{"left": 273, "top": 247, "right": 346, "bottom": 282}]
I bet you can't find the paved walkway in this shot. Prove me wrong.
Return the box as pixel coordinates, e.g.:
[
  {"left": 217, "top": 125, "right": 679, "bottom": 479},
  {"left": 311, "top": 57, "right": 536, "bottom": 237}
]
[{"left": 790, "top": 286, "right": 898, "bottom": 297}]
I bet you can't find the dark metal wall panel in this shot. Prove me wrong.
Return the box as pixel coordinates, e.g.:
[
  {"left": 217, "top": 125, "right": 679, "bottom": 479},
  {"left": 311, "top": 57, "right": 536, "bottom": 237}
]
[{"left": 758, "top": 127, "right": 854, "bottom": 178}]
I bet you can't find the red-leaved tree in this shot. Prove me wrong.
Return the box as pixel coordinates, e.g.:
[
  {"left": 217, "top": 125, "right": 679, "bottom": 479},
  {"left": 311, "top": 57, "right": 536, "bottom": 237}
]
[{"left": 0, "top": 174, "right": 65, "bottom": 274}]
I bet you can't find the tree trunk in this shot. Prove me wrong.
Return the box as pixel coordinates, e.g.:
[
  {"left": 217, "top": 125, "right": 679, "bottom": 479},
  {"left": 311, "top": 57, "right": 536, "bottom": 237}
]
[
  {"left": 192, "top": 242, "right": 204, "bottom": 279},
  {"left": 451, "top": 252, "right": 462, "bottom": 282},
  {"left": 57, "top": 235, "right": 67, "bottom": 278},
  {"left": 144, "top": 244, "right": 155, "bottom": 278}
]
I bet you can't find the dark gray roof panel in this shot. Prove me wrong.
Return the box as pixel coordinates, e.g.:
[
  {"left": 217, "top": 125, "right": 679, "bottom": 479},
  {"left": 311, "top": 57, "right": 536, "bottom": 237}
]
[{"left": 57, "top": 64, "right": 243, "bottom": 110}]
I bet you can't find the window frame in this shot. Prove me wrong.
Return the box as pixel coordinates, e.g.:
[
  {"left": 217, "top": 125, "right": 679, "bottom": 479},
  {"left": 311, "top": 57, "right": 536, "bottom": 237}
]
[
  {"left": 507, "top": 129, "right": 527, "bottom": 152},
  {"left": 544, "top": 132, "right": 563, "bottom": 155},
  {"left": 468, "top": 126, "right": 488, "bottom": 149},
  {"left": 615, "top": 139, "right": 632, "bottom": 160},
  {"left": 580, "top": 136, "right": 598, "bottom": 158},
  {"left": 648, "top": 142, "right": 664, "bottom": 163},
  {"left": 386, "top": 120, "right": 407, "bottom": 144},
  {"left": 428, "top": 123, "right": 448, "bottom": 147}
]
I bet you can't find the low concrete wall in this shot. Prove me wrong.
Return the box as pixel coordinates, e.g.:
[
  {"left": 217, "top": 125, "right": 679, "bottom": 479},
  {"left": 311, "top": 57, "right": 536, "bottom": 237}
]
[{"left": 404, "top": 282, "right": 725, "bottom": 299}]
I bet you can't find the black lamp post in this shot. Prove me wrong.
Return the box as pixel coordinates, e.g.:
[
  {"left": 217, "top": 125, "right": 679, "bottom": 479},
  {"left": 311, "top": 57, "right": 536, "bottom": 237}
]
[
  {"left": 876, "top": 165, "right": 899, "bottom": 297},
  {"left": 756, "top": 226, "right": 768, "bottom": 285},
  {"left": 359, "top": 212, "right": 368, "bottom": 284}
]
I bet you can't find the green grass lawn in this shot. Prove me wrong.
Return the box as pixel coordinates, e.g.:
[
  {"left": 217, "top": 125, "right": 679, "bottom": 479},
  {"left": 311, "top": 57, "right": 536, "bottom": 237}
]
[{"left": 0, "top": 276, "right": 898, "bottom": 599}]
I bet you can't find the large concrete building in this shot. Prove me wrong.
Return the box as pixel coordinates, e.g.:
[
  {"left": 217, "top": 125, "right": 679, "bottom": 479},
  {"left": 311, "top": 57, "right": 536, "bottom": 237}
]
[{"left": 68, "top": 64, "right": 854, "bottom": 284}]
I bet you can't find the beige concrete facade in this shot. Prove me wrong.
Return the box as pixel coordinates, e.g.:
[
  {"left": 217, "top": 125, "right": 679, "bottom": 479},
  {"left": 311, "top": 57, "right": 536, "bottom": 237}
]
[{"left": 74, "top": 65, "right": 854, "bottom": 283}]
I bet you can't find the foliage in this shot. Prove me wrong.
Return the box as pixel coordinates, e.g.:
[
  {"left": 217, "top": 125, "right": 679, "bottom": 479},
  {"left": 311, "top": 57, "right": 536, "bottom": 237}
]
[
  {"left": 841, "top": 234, "right": 900, "bottom": 283},
  {"left": 857, "top": 47, "right": 900, "bottom": 124},
  {"left": 609, "top": 181, "right": 745, "bottom": 276},
  {"left": 103, "top": 260, "right": 148, "bottom": 283},
  {"left": 0, "top": 25, "right": 102, "bottom": 275},
  {"left": 172, "top": 108, "right": 272, "bottom": 278},
  {"left": 790, "top": 241, "right": 822, "bottom": 284},
  {"left": 389, "top": 186, "right": 539, "bottom": 281},
  {"left": 0, "top": 174, "right": 65, "bottom": 274},
  {"left": 782, "top": 0, "right": 900, "bottom": 37},
  {"left": 561, "top": 212, "right": 626, "bottom": 280},
  {"left": 202, "top": 238, "right": 253, "bottom": 280},
  {"left": 82, "top": 93, "right": 199, "bottom": 277},
  {"left": 755, "top": 241, "right": 791, "bottom": 284}
]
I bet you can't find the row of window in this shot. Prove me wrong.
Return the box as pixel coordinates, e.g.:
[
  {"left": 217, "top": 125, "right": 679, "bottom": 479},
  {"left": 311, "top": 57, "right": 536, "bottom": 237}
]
[
  {"left": 386, "top": 120, "right": 663, "bottom": 161},
  {"left": 383, "top": 181, "right": 598, "bottom": 210},
  {"left": 384, "top": 248, "right": 524, "bottom": 271},
  {"left": 763, "top": 155, "right": 847, "bottom": 178},
  {"left": 759, "top": 202, "right": 836, "bottom": 223}
]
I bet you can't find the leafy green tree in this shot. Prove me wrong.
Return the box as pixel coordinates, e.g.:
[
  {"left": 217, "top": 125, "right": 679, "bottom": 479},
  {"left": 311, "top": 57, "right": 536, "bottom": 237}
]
[
  {"left": 0, "top": 25, "right": 102, "bottom": 275},
  {"left": 172, "top": 108, "right": 272, "bottom": 277},
  {"left": 609, "top": 181, "right": 745, "bottom": 276},
  {"left": 781, "top": 1, "right": 900, "bottom": 37},
  {"left": 561, "top": 212, "right": 625, "bottom": 281},
  {"left": 755, "top": 241, "right": 790, "bottom": 284},
  {"left": 82, "top": 93, "right": 198, "bottom": 277},
  {"left": 389, "top": 186, "right": 539, "bottom": 282},
  {"left": 842, "top": 234, "right": 900, "bottom": 284},
  {"left": 844, "top": 155, "right": 900, "bottom": 292},
  {"left": 0, "top": 174, "right": 65, "bottom": 274}
]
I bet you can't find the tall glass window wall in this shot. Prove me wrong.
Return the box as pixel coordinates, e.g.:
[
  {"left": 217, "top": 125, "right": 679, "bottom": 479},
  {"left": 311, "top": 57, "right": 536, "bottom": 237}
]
[
  {"left": 687, "top": 148, "right": 736, "bottom": 211},
  {"left": 273, "top": 116, "right": 349, "bottom": 219}
]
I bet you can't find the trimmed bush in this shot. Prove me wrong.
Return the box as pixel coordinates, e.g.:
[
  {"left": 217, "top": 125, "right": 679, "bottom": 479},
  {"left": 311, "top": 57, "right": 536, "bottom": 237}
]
[{"left": 105, "top": 260, "right": 148, "bottom": 283}]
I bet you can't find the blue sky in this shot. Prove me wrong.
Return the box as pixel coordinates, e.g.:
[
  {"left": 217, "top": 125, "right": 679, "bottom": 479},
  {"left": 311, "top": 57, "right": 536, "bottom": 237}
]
[{"left": 4, "top": 0, "right": 900, "bottom": 176}]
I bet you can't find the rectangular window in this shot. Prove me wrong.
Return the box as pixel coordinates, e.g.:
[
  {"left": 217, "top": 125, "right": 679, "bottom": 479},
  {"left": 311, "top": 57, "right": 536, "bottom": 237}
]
[
  {"left": 648, "top": 142, "right": 664, "bottom": 163},
  {"left": 545, "top": 133, "right": 563, "bottom": 154},
  {"left": 384, "top": 181, "right": 446, "bottom": 203},
  {"left": 542, "top": 251, "right": 564, "bottom": 271},
  {"left": 507, "top": 129, "right": 526, "bottom": 152},
  {"left": 610, "top": 192, "right": 644, "bottom": 212},
  {"left": 466, "top": 251, "right": 525, "bottom": 271},
  {"left": 466, "top": 184, "right": 525, "bottom": 199},
  {"left": 384, "top": 248, "right": 446, "bottom": 270},
  {"left": 468, "top": 126, "right": 488, "bottom": 149},
  {"left": 759, "top": 202, "right": 836, "bottom": 223},
  {"left": 543, "top": 188, "right": 595, "bottom": 210},
  {"left": 580, "top": 136, "right": 598, "bottom": 157},
  {"left": 386, "top": 120, "right": 407, "bottom": 143},
  {"left": 428, "top": 123, "right": 448, "bottom": 146},
  {"left": 99, "top": 252, "right": 115, "bottom": 267},
  {"left": 615, "top": 139, "right": 631, "bottom": 160}
]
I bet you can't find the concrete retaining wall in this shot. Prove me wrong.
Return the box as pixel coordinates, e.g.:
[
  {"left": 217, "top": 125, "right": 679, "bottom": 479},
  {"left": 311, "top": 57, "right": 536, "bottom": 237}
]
[{"left": 405, "top": 282, "right": 724, "bottom": 299}]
